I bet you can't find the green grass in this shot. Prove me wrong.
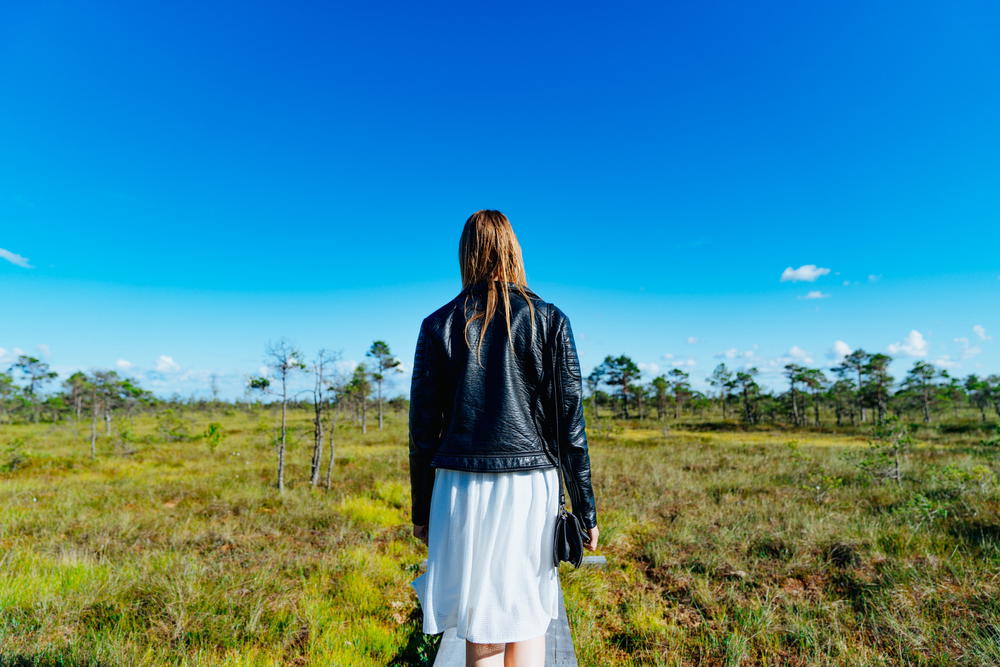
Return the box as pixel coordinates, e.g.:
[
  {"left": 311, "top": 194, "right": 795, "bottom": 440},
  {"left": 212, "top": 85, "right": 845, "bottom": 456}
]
[{"left": 1, "top": 409, "right": 997, "bottom": 665}]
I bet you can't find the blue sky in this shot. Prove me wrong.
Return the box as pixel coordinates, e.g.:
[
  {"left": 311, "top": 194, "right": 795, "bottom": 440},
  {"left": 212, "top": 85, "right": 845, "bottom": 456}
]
[{"left": 2, "top": 1, "right": 999, "bottom": 399}]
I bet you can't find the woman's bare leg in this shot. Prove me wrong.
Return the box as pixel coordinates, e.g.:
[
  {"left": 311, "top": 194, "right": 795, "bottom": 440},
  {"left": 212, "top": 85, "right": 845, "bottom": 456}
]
[
  {"left": 465, "top": 640, "right": 505, "bottom": 666},
  {"left": 503, "top": 634, "right": 545, "bottom": 667}
]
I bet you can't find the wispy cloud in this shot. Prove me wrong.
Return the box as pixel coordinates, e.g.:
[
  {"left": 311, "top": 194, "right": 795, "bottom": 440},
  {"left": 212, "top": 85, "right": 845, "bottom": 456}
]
[
  {"left": 973, "top": 324, "right": 991, "bottom": 341},
  {"left": 0, "top": 347, "right": 25, "bottom": 363},
  {"left": 0, "top": 248, "right": 32, "bottom": 269},
  {"left": 788, "top": 345, "right": 814, "bottom": 364},
  {"left": 780, "top": 264, "right": 830, "bottom": 282},
  {"left": 715, "top": 346, "right": 757, "bottom": 361},
  {"left": 638, "top": 361, "right": 660, "bottom": 375},
  {"left": 155, "top": 355, "right": 180, "bottom": 373},
  {"left": 116, "top": 359, "right": 134, "bottom": 369},
  {"left": 954, "top": 337, "right": 982, "bottom": 360},
  {"left": 802, "top": 290, "right": 829, "bottom": 300},
  {"left": 656, "top": 353, "right": 697, "bottom": 369},
  {"left": 336, "top": 359, "right": 359, "bottom": 374}
]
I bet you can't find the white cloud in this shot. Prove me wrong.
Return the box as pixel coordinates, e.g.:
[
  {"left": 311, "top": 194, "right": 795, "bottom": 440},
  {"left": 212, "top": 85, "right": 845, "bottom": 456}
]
[
  {"left": 802, "top": 290, "right": 829, "bottom": 300},
  {"left": 638, "top": 362, "right": 661, "bottom": 375},
  {"left": 662, "top": 352, "right": 675, "bottom": 360},
  {"left": 116, "top": 359, "right": 133, "bottom": 369},
  {"left": 670, "top": 358, "right": 697, "bottom": 368},
  {"left": 868, "top": 274, "right": 881, "bottom": 282},
  {"left": 715, "top": 346, "right": 756, "bottom": 361},
  {"left": 826, "top": 340, "right": 852, "bottom": 361},
  {"left": 36, "top": 343, "right": 50, "bottom": 357},
  {"left": 780, "top": 264, "right": 831, "bottom": 282},
  {"left": 686, "top": 336, "right": 698, "bottom": 344},
  {"left": 0, "top": 248, "right": 32, "bottom": 268},
  {"left": 934, "top": 355, "right": 960, "bottom": 369},
  {"left": 155, "top": 355, "right": 180, "bottom": 373},
  {"left": 788, "top": 346, "right": 814, "bottom": 364},
  {"left": 888, "top": 330, "right": 928, "bottom": 358},
  {"left": 973, "top": 325, "right": 991, "bottom": 341}
]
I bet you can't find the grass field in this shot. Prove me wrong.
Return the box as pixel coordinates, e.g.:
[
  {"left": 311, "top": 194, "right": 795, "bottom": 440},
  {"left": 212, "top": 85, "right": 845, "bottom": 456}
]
[{"left": 1, "top": 409, "right": 998, "bottom": 666}]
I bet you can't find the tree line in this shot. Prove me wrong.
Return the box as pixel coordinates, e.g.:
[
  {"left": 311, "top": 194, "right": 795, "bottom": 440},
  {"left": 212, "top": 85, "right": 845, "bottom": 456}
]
[
  {"left": 586, "top": 350, "right": 1000, "bottom": 427},
  {"left": 5, "top": 343, "right": 999, "bottom": 493},
  {"left": 0, "top": 340, "right": 405, "bottom": 492}
]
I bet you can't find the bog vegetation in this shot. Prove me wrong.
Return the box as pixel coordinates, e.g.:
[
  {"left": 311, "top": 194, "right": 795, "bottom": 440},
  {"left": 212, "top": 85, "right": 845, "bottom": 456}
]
[{"left": 1, "top": 344, "right": 998, "bottom": 665}]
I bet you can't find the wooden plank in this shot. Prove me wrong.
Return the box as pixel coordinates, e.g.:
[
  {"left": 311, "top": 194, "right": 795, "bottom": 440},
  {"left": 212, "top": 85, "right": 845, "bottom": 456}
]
[
  {"left": 547, "top": 585, "right": 578, "bottom": 666},
  {"left": 580, "top": 555, "right": 607, "bottom": 568}
]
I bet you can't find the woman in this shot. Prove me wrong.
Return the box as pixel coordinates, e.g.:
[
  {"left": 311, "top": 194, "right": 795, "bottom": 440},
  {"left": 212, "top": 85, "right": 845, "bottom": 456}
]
[{"left": 408, "top": 210, "right": 599, "bottom": 667}]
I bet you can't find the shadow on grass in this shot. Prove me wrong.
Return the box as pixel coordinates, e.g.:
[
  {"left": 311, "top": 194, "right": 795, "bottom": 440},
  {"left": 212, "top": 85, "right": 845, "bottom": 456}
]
[
  {"left": 389, "top": 605, "right": 442, "bottom": 667},
  {"left": 948, "top": 518, "right": 1000, "bottom": 549}
]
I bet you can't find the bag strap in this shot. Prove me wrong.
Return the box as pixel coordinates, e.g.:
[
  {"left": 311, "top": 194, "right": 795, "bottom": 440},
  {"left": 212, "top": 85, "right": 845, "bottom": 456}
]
[{"left": 546, "top": 303, "right": 567, "bottom": 510}]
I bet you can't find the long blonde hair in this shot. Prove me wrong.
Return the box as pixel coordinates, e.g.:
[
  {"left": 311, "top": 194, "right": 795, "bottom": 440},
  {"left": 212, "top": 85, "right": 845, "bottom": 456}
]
[{"left": 458, "top": 210, "right": 536, "bottom": 366}]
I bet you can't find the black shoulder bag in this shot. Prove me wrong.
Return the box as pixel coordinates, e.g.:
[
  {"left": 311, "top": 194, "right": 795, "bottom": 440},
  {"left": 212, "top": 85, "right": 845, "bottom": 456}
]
[{"left": 546, "top": 304, "right": 589, "bottom": 569}]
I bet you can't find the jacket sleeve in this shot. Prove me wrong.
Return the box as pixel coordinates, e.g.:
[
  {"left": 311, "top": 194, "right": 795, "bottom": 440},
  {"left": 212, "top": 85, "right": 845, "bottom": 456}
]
[
  {"left": 553, "top": 307, "right": 598, "bottom": 530},
  {"left": 408, "top": 317, "right": 445, "bottom": 526}
]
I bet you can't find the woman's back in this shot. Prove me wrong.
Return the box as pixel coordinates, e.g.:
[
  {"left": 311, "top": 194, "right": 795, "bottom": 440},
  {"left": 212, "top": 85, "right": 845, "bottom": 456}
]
[
  {"left": 408, "top": 209, "right": 598, "bottom": 664},
  {"left": 415, "top": 279, "right": 553, "bottom": 470}
]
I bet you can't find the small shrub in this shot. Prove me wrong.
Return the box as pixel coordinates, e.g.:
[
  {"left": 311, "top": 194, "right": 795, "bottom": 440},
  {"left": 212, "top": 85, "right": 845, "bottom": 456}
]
[
  {"left": 933, "top": 463, "right": 994, "bottom": 495},
  {"left": 203, "top": 422, "right": 224, "bottom": 453},
  {"left": 858, "top": 416, "right": 913, "bottom": 485},
  {"left": 156, "top": 408, "right": 192, "bottom": 442},
  {"left": 895, "top": 493, "right": 949, "bottom": 528},
  {"left": 805, "top": 473, "right": 844, "bottom": 504},
  {"left": 1, "top": 438, "right": 29, "bottom": 472}
]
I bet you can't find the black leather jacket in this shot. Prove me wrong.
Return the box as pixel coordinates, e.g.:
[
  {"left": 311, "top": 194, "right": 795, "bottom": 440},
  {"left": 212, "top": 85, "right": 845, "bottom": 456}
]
[{"left": 408, "top": 280, "right": 597, "bottom": 530}]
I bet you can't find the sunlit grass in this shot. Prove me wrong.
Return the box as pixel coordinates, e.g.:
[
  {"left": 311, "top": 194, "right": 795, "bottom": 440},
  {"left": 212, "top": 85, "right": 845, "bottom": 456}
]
[{"left": 1, "top": 410, "right": 997, "bottom": 665}]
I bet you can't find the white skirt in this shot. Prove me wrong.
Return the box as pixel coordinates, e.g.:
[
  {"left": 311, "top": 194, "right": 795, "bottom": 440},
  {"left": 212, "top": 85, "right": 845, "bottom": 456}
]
[{"left": 410, "top": 466, "right": 561, "bottom": 644}]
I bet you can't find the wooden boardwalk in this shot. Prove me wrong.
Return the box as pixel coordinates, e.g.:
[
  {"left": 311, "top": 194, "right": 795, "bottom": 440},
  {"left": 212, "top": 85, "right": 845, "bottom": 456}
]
[{"left": 420, "top": 555, "right": 606, "bottom": 667}]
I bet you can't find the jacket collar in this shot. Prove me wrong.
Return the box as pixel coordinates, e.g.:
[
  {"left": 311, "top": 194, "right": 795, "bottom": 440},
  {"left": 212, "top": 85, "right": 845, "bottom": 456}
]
[{"left": 461, "top": 280, "right": 539, "bottom": 298}]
